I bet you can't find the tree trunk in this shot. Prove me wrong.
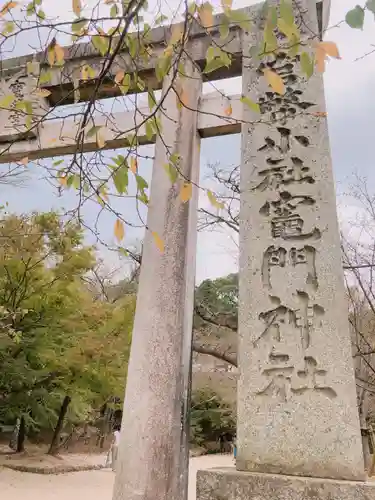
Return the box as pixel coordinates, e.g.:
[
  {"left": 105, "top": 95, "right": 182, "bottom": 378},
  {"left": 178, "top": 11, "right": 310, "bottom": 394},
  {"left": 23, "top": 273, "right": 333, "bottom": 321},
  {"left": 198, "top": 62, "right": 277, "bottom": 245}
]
[
  {"left": 48, "top": 395, "right": 71, "bottom": 455},
  {"left": 16, "top": 415, "right": 26, "bottom": 453}
]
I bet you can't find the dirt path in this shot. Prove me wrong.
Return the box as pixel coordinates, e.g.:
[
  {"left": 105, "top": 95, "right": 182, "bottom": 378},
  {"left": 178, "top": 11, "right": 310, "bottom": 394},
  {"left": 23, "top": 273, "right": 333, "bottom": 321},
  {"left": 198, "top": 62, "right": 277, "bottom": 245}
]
[{"left": 1, "top": 454, "right": 233, "bottom": 500}]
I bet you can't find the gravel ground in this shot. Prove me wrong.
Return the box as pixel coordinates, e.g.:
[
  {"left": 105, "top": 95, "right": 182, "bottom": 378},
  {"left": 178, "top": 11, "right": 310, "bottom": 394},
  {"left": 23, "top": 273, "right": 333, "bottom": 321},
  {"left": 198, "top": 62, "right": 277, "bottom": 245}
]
[{"left": 0, "top": 453, "right": 233, "bottom": 500}]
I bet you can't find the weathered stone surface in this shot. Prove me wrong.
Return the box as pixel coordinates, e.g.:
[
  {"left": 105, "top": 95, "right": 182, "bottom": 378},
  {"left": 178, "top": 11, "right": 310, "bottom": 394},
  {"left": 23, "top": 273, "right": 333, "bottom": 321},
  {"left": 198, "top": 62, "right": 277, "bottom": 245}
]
[
  {"left": 197, "top": 468, "right": 375, "bottom": 500},
  {"left": 0, "top": 93, "right": 242, "bottom": 164},
  {"left": 112, "top": 59, "right": 201, "bottom": 500},
  {"left": 0, "top": 74, "right": 46, "bottom": 143},
  {"left": 238, "top": 0, "right": 364, "bottom": 481},
  {"left": 0, "top": 4, "right": 326, "bottom": 106}
]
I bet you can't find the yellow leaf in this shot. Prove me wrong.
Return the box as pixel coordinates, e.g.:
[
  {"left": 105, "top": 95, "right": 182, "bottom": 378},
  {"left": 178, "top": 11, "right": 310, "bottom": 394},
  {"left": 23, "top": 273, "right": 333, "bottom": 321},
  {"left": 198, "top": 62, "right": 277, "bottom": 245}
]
[
  {"left": 313, "top": 111, "right": 328, "bottom": 118},
  {"left": 47, "top": 47, "right": 55, "bottom": 66},
  {"left": 221, "top": 0, "right": 232, "bottom": 10},
  {"left": 81, "top": 65, "right": 89, "bottom": 80},
  {"left": 152, "top": 231, "right": 165, "bottom": 253},
  {"left": 177, "top": 87, "right": 189, "bottom": 109},
  {"left": 164, "top": 45, "right": 173, "bottom": 58},
  {"left": 224, "top": 102, "right": 232, "bottom": 116},
  {"left": 114, "top": 219, "right": 125, "bottom": 242},
  {"left": 96, "top": 130, "right": 106, "bottom": 149},
  {"left": 170, "top": 23, "right": 183, "bottom": 44},
  {"left": 72, "top": 0, "right": 81, "bottom": 16},
  {"left": 180, "top": 181, "right": 192, "bottom": 203},
  {"left": 35, "top": 88, "right": 51, "bottom": 97},
  {"left": 130, "top": 156, "right": 137, "bottom": 173},
  {"left": 264, "top": 69, "right": 285, "bottom": 95},
  {"left": 100, "top": 187, "right": 108, "bottom": 201},
  {"left": 317, "top": 41, "right": 340, "bottom": 59},
  {"left": 207, "top": 190, "right": 225, "bottom": 209},
  {"left": 59, "top": 176, "right": 68, "bottom": 187},
  {"left": 199, "top": 2, "right": 213, "bottom": 30},
  {"left": 115, "top": 70, "right": 125, "bottom": 84},
  {"left": 0, "top": 1, "right": 17, "bottom": 17},
  {"left": 19, "top": 156, "right": 29, "bottom": 165},
  {"left": 54, "top": 43, "right": 65, "bottom": 64},
  {"left": 315, "top": 48, "right": 325, "bottom": 73},
  {"left": 315, "top": 41, "right": 340, "bottom": 74}
]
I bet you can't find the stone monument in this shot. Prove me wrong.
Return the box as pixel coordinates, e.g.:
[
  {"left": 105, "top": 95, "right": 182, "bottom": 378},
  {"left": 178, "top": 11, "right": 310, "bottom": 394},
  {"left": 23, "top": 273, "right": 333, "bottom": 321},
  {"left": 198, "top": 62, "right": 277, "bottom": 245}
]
[{"left": 197, "top": 0, "right": 375, "bottom": 498}]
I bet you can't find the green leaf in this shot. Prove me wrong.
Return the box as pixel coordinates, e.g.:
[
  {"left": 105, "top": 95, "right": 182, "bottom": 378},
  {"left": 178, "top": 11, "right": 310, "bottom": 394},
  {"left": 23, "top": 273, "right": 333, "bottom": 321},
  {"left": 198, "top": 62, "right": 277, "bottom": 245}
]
[
  {"left": 219, "top": 21, "right": 229, "bottom": 39},
  {"left": 240, "top": 95, "right": 260, "bottom": 114},
  {"left": 67, "top": 175, "right": 75, "bottom": 188},
  {"left": 227, "top": 9, "right": 251, "bottom": 31},
  {"left": 27, "top": 61, "right": 40, "bottom": 76},
  {"left": 366, "top": 0, "right": 375, "bottom": 15},
  {"left": 137, "top": 192, "right": 149, "bottom": 206},
  {"left": 92, "top": 35, "right": 109, "bottom": 56},
  {"left": 206, "top": 46, "right": 216, "bottom": 64},
  {"left": 156, "top": 53, "right": 172, "bottom": 82},
  {"left": 277, "top": 18, "right": 298, "bottom": 39},
  {"left": 120, "top": 73, "right": 131, "bottom": 94},
  {"left": 53, "top": 159, "right": 64, "bottom": 167},
  {"left": 24, "top": 101, "right": 33, "bottom": 129},
  {"left": 163, "top": 162, "right": 178, "bottom": 183},
  {"left": 155, "top": 14, "right": 168, "bottom": 25},
  {"left": 135, "top": 75, "right": 145, "bottom": 91},
  {"left": 87, "top": 125, "right": 102, "bottom": 138},
  {"left": 148, "top": 89, "right": 156, "bottom": 110},
  {"left": 113, "top": 165, "right": 129, "bottom": 194},
  {"left": 72, "top": 18, "right": 88, "bottom": 33},
  {"left": 2, "top": 21, "right": 15, "bottom": 34},
  {"left": 39, "top": 71, "right": 51, "bottom": 84},
  {"left": 207, "top": 190, "right": 225, "bottom": 209},
  {"left": 280, "top": 0, "right": 294, "bottom": 26},
  {"left": 135, "top": 174, "right": 148, "bottom": 191},
  {"left": 219, "top": 14, "right": 230, "bottom": 39},
  {"left": 110, "top": 4, "right": 118, "bottom": 17},
  {"left": 26, "top": 2, "right": 35, "bottom": 15},
  {"left": 113, "top": 154, "right": 125, "bottom": 166},
  {"left": 118, "top": 247, "right": 129, "bottom": 257},
  {"left": 127, "top": 35, "right": 137, "bottom": 58},
  {"left": 72, "top": 174, "right": 80, "bottom": 189},
  {"left": 263, "top": 26, "right": 278, "bottom": 53},
  {"left": 0, "top": 94, "right": 15, "bottom": 108},
  {"left": 300, "top": 51, "right": 314, "bottom": 79},
  {"left": 145, "top": 120, "right": 154, "bottom": 141},
  {"left": 203, "top": 58, "right": 226, "bottom": 74},
  {"left": 170, "top": 153, "right": 181, "bottom": 166},
  {"left": 266, "top": 5, "right": 278, "bottom": 29},
  {"left": 37, "top": 9, "right": 45, "bottom": 20},
  {"left": 288, "top": 33, "right": 300, "bottom": 58},
  {"left": 345, "top": 5, "right": 365, "bottom": 29}
]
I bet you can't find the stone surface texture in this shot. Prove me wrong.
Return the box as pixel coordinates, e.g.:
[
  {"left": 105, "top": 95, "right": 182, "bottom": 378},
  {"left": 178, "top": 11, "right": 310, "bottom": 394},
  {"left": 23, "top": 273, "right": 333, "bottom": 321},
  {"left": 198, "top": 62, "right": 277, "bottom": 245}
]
[
  {"left": 0, "top": 92, "right": 242, "bottom": 164},
  {"left": 112, "top": 59, "right": 201, "bottom": 500},
  {"left": 238, "top": 0, "right": 364, "bottom": 481},
  {"left": 0, "top": 74, "right": 46, "bottom": 143},
  {"left": 197, "top": 468, "right": 375, "bottom": 500}
]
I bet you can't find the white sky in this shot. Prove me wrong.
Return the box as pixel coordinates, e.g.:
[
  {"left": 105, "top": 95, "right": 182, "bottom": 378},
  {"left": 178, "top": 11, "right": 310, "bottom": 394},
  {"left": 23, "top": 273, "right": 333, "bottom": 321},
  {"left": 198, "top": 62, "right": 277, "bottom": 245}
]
[{"left": 1, "top": 0, "right": 374, "bottom": 283}]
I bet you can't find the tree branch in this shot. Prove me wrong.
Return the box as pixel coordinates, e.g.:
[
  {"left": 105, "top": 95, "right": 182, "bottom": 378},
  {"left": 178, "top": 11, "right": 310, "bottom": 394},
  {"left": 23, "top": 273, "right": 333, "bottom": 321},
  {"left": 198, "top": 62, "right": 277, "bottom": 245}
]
[{"left": 192, "top": 342, "right": 237, "bottom": 367}]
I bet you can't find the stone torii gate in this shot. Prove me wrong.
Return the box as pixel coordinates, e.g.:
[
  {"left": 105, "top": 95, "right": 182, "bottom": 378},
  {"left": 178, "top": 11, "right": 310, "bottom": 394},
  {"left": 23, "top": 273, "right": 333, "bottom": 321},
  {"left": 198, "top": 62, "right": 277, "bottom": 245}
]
[{"left": 1, "top": 1, "right": 374, "bottom": 499}]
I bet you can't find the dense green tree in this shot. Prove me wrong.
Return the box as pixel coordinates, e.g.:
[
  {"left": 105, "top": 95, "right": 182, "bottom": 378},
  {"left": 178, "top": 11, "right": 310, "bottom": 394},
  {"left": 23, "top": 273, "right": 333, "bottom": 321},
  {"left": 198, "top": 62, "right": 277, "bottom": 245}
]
[
  {"left": 0, "top": 211, "right": 134, "bottom": 452},
  {"left": 190, "top": 389, "right": 235, "bottom": 448}
]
